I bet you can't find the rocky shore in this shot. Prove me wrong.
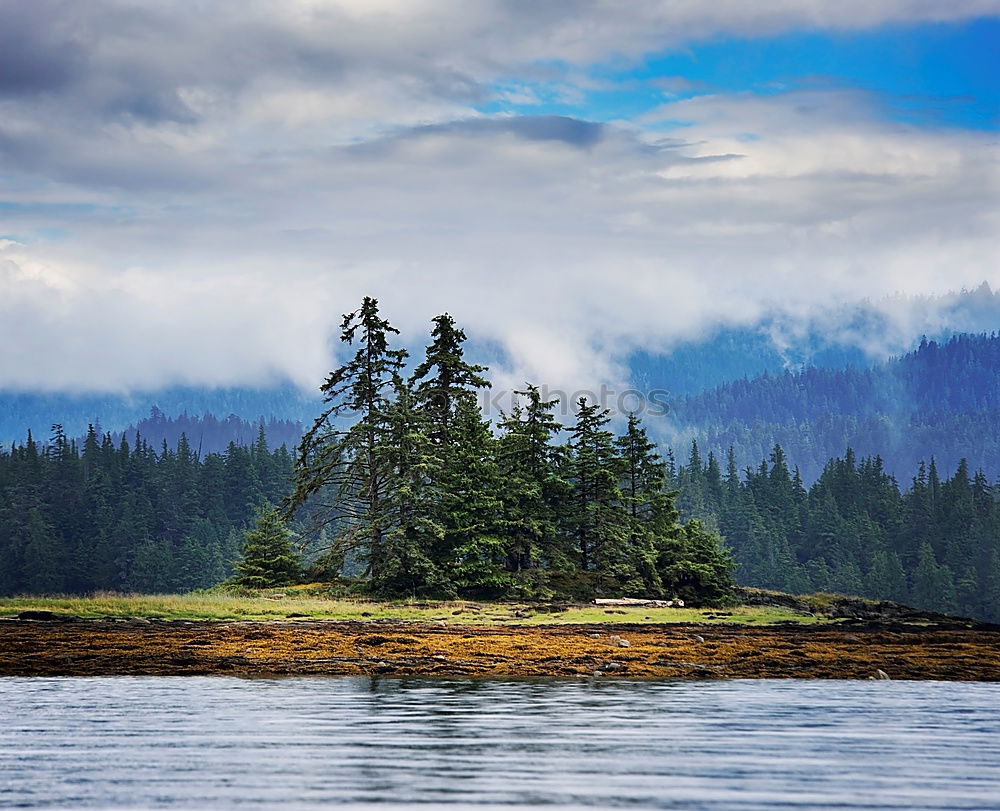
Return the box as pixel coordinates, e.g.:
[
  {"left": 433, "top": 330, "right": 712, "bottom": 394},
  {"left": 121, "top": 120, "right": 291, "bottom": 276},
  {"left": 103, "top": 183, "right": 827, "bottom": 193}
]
[{"left": 2, "top": 615, "right": 999, "bottom": 680}]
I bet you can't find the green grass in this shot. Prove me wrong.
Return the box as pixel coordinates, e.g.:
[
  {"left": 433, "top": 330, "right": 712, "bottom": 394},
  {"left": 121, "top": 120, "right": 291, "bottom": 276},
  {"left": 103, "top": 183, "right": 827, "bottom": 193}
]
[{"left": 0, "top": 590, "right": 830, "bottom": 626}]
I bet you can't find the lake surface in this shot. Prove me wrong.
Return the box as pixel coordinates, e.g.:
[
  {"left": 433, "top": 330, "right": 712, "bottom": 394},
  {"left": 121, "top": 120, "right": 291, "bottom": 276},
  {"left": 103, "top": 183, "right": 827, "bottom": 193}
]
[{"left": 2, "top": 678, "right": 998, "bottom": 810}]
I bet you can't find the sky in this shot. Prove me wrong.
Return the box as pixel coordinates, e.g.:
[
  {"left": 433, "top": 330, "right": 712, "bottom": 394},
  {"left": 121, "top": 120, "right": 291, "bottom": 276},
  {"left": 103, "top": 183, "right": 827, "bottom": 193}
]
[{"left": 1, "top": 0, "right": 998, "bottom": 396}]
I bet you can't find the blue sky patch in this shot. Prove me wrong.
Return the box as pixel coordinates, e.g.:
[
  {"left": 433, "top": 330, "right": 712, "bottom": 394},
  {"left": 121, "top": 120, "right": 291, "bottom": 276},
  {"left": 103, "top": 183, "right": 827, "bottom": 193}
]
[{"left": 480, "top": 19, "right": 999, "bottom": 131}]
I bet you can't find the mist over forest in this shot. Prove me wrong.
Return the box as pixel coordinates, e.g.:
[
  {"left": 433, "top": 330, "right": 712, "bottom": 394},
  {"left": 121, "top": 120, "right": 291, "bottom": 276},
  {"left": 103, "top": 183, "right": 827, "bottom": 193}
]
[{"left": 4, "top": 287, "right": 999, "bottom": 485}]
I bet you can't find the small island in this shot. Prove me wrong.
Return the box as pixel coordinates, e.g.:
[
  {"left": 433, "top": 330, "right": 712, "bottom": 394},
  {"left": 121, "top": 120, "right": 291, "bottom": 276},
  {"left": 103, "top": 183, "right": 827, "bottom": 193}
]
[
  {"left": 2, "top": 589, "right": 998, "bottom": 680},
  {"left": 3, "top": 300, "right": 999, "bottom": 684}
]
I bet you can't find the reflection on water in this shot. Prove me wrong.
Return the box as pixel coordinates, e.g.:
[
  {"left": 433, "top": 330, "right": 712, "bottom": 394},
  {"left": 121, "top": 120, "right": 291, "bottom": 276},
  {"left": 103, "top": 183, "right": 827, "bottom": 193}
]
[{"left": 2, "top": 677, "right": 999, "bottom": 809}]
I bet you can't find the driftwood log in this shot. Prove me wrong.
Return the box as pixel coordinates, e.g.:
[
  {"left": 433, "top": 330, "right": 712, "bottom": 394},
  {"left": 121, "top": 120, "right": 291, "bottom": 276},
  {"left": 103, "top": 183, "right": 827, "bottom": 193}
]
[{"left": 594, "top": 598, "right": 684, "bottom": 608}]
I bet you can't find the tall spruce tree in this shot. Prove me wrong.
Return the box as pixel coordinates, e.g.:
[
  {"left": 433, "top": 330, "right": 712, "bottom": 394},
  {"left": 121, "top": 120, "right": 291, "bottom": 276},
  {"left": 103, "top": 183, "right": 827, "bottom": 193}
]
[
  {"left": 372, "top": 377, "right": 449, "bottom": 596},
  {"left": 446, "top": 397, "right": 509, "bottom": 595},
  {"left": 287, "top": 297, "right": 407, "bottom": 578},
  {"left": 409, "top": 313, "right": 497, "bottom": 586},
  {"left": 563, "top": 398, "right": 633, "bottom": 593},
  {"left": 410, "top": 314, "right": 489, "bottom": 446},
  {"left": 616, "top": 413, "right": 672, "bottom": 594},
  {"left": 496, "top": 385, "right": 566, "bottom": 578}
]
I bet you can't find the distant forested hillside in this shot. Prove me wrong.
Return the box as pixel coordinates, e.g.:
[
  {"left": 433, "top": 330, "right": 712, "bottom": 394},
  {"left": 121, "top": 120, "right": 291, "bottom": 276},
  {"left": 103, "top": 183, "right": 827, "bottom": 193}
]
[
  {"left": 671, "top": 444, "right": 1000, "bottom": 623},
  {"left": 632, "top": 283, "right": 1000, "bottom": 396},
  {"left": 663, "top": 333, "right": 1000, "bottom": 482},
  {"left": 109, "top": 408, "right": 303, "bottom": 456},
  {"left": 0, "top": 385, "right": 320, "bottom": 448}
]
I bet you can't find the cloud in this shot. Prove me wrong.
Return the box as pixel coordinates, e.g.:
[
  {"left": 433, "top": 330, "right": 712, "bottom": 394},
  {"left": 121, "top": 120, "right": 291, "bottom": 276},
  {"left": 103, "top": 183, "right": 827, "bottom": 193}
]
[
  {"left": 0, "top": 241, "right": 338, "bottom": 392},
  {"left": 0, "top": 2, "right": 86, "bottom": 96},
  {"left": 4, "top": 88, "right": 996, "bottom": 394},
  {"left": 379, "top": 116, "right": 609, "bottom": 149},
  {"left": 0, "top": 3, "right": 997, "bottom": 395}
]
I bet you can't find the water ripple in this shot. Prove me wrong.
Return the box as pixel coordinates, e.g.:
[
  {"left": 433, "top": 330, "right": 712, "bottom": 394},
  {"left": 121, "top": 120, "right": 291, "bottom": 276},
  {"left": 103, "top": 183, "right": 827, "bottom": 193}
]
[{"left": 1, "top": 678, "right": 998, "bottom": 809}]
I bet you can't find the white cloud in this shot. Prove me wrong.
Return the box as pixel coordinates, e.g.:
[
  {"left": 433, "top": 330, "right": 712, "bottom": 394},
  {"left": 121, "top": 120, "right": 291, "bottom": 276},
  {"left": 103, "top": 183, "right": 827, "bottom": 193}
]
[{"left": 0, "top": 3, "right": 997, "bottom": 395}]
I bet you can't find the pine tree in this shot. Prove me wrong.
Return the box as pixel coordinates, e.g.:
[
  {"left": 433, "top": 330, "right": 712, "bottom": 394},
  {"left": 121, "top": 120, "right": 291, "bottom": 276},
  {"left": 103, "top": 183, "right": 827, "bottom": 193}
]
[
  {"left": 222, "top": 443, "right": 263, "bottom": 526},
  {"left": 232, "top": 505, "right": 301, "bottom": 590},
  {"left": 867, "top": 548, "right": 907, "bottom": 603},
  {"left": 174, "top": 532, "right": 216, "bottom": 592},
  {"left": 496, "top": 385, "right": 566, "bottom": 577},
  {"left": 371, "top": 377, "right": 449, "bottom": 597},
  {"left": 287, "top": 297, "right": 407, "bottom": 578},
  {"left": 911, "top": 541, "right": 956, "bottom": 613},
  {"left": 409, "top": 313, "right": 489, "bottom": 447},
  {"left": 129, "top": 537, "right": 175, "bottom": 593},
  {"left": 656, "top": 519, "right": 736, "bottom": 605},
  {"left": 446, "top": 397, "right": 508, "bottom": 595},
  {"left": 616, "top": 413, "right": 672, "bottom": 594},
  {"left": 409, "top": 312, "right": 496, "bottom": 584},
  {"left": 563, "top": 398, "right": 632, "bottom": 593},
  {"left": 20, "top": 509, "right": 64, "bottom": 594},
  {"left": 982, "top": 551, "right": 1000, "bottom": 623}
]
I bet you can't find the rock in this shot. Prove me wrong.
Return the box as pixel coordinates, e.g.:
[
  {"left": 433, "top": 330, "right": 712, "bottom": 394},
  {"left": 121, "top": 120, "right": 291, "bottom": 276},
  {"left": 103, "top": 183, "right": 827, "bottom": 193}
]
[
  {"left": 695, "top": 635, "right": 705, "bottom": 643},
  {"left": 360, "top": 611, "right": 373, "bottom": 617},
  {"left": 358, "top": 635, "right": 394, "bottom": 646},
  {"left": 597, "top": 662, "right": 624, "bottom": 672},
  {"left": 588, "top": 633, "right": 602, "bottom": 639},
  {"left": 610, "top": 636, "right": 631, "bottom": 648},
  {"left": 674, "top": 600, "right": 685, "bottom": 607},
  {"left": 17, "top": 610, "right": 73, "bottom": 622},
  {"left": 876, "top": 669, "right": 891, "bottom": 680}
]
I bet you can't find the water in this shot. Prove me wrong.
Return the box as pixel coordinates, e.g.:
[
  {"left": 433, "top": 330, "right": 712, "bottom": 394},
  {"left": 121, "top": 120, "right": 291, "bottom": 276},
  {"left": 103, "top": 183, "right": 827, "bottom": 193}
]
[{"left": 1, "top": 678, "right": 998, "bottom": 810}]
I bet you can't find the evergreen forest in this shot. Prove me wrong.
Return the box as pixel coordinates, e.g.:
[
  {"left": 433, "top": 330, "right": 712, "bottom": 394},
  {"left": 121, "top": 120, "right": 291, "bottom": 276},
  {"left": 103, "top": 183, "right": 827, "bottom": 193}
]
[
  {"left": 672, "top": 444, "right": 1000, "bottom": 622},
  {"left": 0, "top": 426, "right": 293, "bottom": 595},
  {"left": 0, "top": 298, "right": 997, "bottom": 621}
]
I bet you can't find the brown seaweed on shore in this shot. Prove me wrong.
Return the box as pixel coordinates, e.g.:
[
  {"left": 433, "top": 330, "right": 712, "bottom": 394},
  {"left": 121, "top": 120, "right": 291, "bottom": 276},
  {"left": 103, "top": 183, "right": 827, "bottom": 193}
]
[{"left": 2, "top": 617, "right": 999, "bottom": 681}]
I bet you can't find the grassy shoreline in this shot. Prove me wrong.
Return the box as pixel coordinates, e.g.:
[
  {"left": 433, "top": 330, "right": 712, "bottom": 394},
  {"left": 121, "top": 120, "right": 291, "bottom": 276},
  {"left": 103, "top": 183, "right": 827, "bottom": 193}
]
[
  {"left": 0, "top": 590, "right": 828, "bottom": 626},
  {"left": 5, "top": 590, "right": 997, "bottom": 680},
  {"left": 3, "top": 613, "right": 998, "bottom": 680}
]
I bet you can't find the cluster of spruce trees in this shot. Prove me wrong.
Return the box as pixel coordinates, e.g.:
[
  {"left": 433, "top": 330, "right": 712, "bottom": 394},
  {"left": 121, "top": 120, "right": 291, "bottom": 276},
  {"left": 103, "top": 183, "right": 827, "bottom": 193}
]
[
  {"left": 283, "top": 297, "right": 735, "bottom": 602},
  {"left": 0, "top": 425, "right": 294, "bottom": 595},
  {"left": 673, "top": 443, "right": 1000, "bottom": 622}
]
